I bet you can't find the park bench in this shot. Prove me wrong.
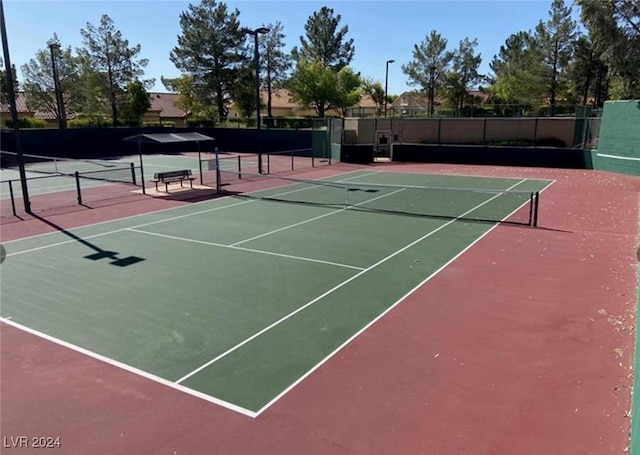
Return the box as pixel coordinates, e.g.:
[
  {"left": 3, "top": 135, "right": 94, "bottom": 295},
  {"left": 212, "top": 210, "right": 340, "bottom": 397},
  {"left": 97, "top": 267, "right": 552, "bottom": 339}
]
[{"left": 153, "top": 169, "right": 196, "bottom": 192}]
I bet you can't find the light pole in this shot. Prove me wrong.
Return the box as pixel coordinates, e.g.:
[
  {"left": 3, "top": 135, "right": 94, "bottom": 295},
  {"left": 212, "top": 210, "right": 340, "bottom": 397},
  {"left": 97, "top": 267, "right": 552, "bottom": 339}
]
[
  {"left": 384, "top": 59, "right": 395, "bottom": 117},
  {"left": 49, "top": 43, "right": 66, "bottom": 129},
  {"left": 244, "top": 27, "right": 270, "bottom": 173},
  {"left": 1, "top": 0, "right": 31, "bottom": 213}
]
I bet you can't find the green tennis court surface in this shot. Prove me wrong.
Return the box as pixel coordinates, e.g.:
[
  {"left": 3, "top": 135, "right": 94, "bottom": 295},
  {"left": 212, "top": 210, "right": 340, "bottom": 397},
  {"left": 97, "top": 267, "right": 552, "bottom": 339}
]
[{"left": 0, "top": 170, "right": 551, "bottom": 416}]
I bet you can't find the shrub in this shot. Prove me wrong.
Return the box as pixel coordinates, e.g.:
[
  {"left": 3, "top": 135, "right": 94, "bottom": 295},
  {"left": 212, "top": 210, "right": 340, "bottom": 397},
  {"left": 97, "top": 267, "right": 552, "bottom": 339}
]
[
  {"left": 143, "top": 121, "right": 175, "bottom": 128},
  {"left": 4, "top": 117, "right": 47, "bottom": 128},
  {"left": 67, "top": 116, "right": 111, "bottom": 128}
]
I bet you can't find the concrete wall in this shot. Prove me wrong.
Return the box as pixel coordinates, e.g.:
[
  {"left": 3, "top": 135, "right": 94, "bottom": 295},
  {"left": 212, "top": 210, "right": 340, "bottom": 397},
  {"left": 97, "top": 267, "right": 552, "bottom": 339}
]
[{"left": 344, "top": 117, "right": 577, "bottom": 147}]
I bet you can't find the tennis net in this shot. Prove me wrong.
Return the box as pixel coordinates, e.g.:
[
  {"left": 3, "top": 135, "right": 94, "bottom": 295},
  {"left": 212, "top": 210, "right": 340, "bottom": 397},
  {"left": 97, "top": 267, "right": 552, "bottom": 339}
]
[
  {"left": 217, "top": 169, "right": 540, "bottom": 226},
  {"left": 198, "top": 148, "right": 330, "bottom": 186},
  {"left": 1, "top": 151, "right": 138, "bottom": 185}
]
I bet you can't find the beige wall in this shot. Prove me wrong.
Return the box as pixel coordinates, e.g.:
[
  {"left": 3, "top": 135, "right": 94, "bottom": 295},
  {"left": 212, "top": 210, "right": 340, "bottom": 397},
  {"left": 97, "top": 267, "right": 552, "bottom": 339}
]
[{"left": 346, "top": 117, "right": 577, "bottom": 147}]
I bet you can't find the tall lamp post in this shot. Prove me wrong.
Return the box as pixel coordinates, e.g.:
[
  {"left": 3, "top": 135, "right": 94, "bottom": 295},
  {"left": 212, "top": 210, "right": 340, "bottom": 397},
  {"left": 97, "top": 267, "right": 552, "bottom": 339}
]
[
  {"left": 384, "top": 59, "right": 395, "bottom": 117},
  {"left": 1, "top": 0, "right": 31, "bottom": 213},
  {"left": 244, "top": 27, "right": 270, "bottom": 173},
  {"left": 49, "top": 43, "right": 66, "bottom": 129}
]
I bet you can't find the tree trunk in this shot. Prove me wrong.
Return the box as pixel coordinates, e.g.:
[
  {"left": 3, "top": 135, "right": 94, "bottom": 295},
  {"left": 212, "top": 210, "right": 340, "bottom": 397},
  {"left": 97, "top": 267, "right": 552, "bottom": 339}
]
[{"left": 111, "top": 95, "right": 117, "bottom": 127}]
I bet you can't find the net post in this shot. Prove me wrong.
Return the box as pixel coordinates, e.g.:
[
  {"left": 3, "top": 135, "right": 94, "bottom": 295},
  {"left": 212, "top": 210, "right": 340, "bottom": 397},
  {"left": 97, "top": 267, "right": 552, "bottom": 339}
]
[
  {"left": 75, "top": 171, "right": 82, "bottom": 205},
  {"left": 198, "top": 144, "right": 203, "bottom": 185},
  {"left": 8, "top": 180, "right": 16, "bottom": 216},
  {"left": 238, "top": 155, "right": 242, "bottom": 179},
  {"left": 130, "top": 162, "right": 136, "bottom": 185},
  {"left": 138, "top": 142, "right": 146, "bottom": 195},
  {"left": 267, "top": 153, "right": 271, "bottom": 174},
  {"left": 290, "top": 150, "right": 294, "bottom": 171},
  {"left": 215, "top": 147, "right": 221, "bottom": 193},
  {"left": 529, "top": 192, "right": 534, "bottom": 226},
  {"left": 533, "top": 191, "right": 540, "bottom": 227}
]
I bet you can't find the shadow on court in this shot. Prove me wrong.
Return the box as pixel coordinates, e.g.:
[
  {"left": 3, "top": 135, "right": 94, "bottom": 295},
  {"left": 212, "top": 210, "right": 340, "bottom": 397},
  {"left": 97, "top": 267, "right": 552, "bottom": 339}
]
[{"left": 31, "top": 213, "right": 145, "bottom": 267}]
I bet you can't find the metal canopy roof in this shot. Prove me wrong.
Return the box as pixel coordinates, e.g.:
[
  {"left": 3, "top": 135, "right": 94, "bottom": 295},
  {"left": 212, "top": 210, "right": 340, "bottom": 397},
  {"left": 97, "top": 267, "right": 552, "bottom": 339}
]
[{"left": 123, "top": 132, "right": 215, "bottom": 144}]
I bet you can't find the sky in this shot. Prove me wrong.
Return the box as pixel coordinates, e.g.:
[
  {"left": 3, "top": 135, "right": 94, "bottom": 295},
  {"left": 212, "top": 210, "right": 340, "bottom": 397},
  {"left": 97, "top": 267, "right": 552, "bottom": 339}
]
[{"left": 2, "top": 0, "right": 582, "bottom": 96}]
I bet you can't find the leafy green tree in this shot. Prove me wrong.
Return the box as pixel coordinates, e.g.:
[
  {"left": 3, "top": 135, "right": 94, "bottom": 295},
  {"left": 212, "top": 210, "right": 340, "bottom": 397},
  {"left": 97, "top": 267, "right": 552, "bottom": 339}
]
[
  {"left": 260, "top": 21, "right": 292, "bottom": 119},
  {"left": 334, "top": 66, "right": 362, "bottom": 115},
  {"left": 288, "top": 58, "right": 361, "bottom": 117},
  {"left": 0, "top": 58, "right": 18, "bottom": 105},
  {"left": 362, "top": 78, "right": 386, "bottom": 115},
  {"left": 231, "top": 64, "right": 260, "bottom": 119},
  {"left": 20, "top": 35, "right": 83, "bottom": 125},
  {"left": 402, "top": 31, "right": 453, "bottom": 115},
  {"left": 291, "top": 6, "right": 354, "bottom": 72},
  {"left": 162, "top": 74, "right": 221, "bottom": 125},
  {"left": 443, "top": 37, "right": 484, "bottom": 112},
  {"left": 120, "top": 79, "right": 151, "bottom": 126},
  {"left": 576, "top": 0, "right": 640, "bottom": 99},
  {"left": 170, "top": 0, "right": 247, "bottom": 121},
  {"left": 77, "top": 15, "right": 150, "bottom": 126},
  {"left": 531, "top": 0, "right": 578, "bottom": 114}
]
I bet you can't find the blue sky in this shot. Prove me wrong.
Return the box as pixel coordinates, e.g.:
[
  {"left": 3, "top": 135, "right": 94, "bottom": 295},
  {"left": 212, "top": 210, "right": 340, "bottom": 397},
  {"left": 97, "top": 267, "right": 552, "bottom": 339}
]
[{"left": 2, "top": 0, "right": 580, "bottom": 95}]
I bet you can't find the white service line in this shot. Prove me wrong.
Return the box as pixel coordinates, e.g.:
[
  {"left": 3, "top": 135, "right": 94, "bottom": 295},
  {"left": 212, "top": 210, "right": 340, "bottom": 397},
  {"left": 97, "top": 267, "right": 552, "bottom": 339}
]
[
  {"left": 230, "top": 187, "right": 406, "bottom": 247},
  {"left": 174, "top": 178, "right": 528, "bottom": 385},
  {"left": 127, "top": 228, "right": 365, "bottom": 271}
]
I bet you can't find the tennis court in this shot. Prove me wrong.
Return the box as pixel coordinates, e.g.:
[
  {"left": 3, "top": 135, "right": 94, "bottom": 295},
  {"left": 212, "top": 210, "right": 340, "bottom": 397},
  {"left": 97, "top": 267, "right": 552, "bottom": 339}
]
[{"left": 0, "top": 168, "right": 550, "bottom": 416}]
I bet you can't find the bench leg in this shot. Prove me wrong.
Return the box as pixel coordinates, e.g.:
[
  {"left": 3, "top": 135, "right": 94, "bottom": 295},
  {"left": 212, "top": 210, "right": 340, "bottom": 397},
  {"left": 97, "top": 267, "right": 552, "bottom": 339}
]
[{"left": 165, "top": 182, "right": 169, "bottom": 193}]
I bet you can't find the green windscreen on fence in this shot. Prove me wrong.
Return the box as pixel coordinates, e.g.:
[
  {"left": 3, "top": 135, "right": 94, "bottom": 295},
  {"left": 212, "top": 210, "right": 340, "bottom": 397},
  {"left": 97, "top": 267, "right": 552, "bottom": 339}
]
[{"left": 592, "top": 100, "right": 640, "bottom": 177}]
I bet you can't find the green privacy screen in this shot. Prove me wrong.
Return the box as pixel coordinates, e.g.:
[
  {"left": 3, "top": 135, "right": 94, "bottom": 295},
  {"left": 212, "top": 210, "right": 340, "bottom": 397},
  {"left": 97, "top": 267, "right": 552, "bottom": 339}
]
[{"left": 593, "top": 100, "right": 640, "bottom": 177}]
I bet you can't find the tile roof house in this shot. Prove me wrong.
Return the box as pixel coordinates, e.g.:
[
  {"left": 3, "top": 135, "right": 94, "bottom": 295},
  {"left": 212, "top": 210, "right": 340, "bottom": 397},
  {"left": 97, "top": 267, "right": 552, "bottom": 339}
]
[
  {"left": 388, "top": 90, "right": 492, "bottom": 116},
  {"left": 2, "top": 90, "right": 393, "bottom": 128},
  {"left": 1, "top": 92, "right": 191, "bottom": 128},
  {"left": 228, "top": 88, "right": 379, "bottom": 119},
  {"left": 143, "top": 92, "right": 191, "bottom": 126},
  {"left": 0, "top": 92, "right": 37, "bottom": 123}
]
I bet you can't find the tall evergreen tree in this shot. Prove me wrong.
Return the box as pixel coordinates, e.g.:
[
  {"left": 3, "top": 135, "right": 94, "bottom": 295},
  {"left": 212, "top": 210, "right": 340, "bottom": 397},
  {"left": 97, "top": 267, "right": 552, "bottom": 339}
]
[
  {"left": 531, "top": 0, "right": 578, "bottom": 114},
  {"left": 401, "top": 30, "right": 453, "bottom": 115},
  {"left": 443, "top": 37, "right": 484, "bottom": 112},
  {"left": 291, "top": 6, "right": 354, "bottom": 71},
  {"left": 566, "top": 35, "right": 607, "bottom": 105},
  {"left": 260, "top": 21, "right": 291, "bottom": 119},
  {"left": 170, "top": 0, "right": 247, "bottom": 121},
  {"left": 489, "top": 31, "right": 544, "bottom": 109},
  {"left": 77, "top": 15, "right": 150, "bottom": 126}
]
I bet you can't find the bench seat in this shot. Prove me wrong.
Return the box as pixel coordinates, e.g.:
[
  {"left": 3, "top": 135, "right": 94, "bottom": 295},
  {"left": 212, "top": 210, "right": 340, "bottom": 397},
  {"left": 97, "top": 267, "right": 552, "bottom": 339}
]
[{"left": 153, "top": 169, "right": 196, "bottom": 192}]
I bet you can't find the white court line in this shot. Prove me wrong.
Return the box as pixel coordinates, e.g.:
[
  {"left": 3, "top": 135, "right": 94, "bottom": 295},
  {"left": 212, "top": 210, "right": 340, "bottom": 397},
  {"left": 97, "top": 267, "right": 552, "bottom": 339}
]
[
  {"left": 229, "top": 187, "right": 406, "bottom": 247},
  {"left": 596, "top": 153, "right": 640, "bottom": 162},
  {"left": 175, "top": 178, "right": 528, "bottom": 385},
  {"left": 3, "top": 176, "right": 550, "bottom": 418},
  {"left": 5, "top": 172, "right": 376, "bottom": 256},
  {"left": 127, "top": 228, "right": 365, "bottom": 271},
  {"left": 254, "top": 177, "right": 555, "bottom": 417},
  {"left": 0, "top": 317, "right": 257, "bottom": 418}
]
